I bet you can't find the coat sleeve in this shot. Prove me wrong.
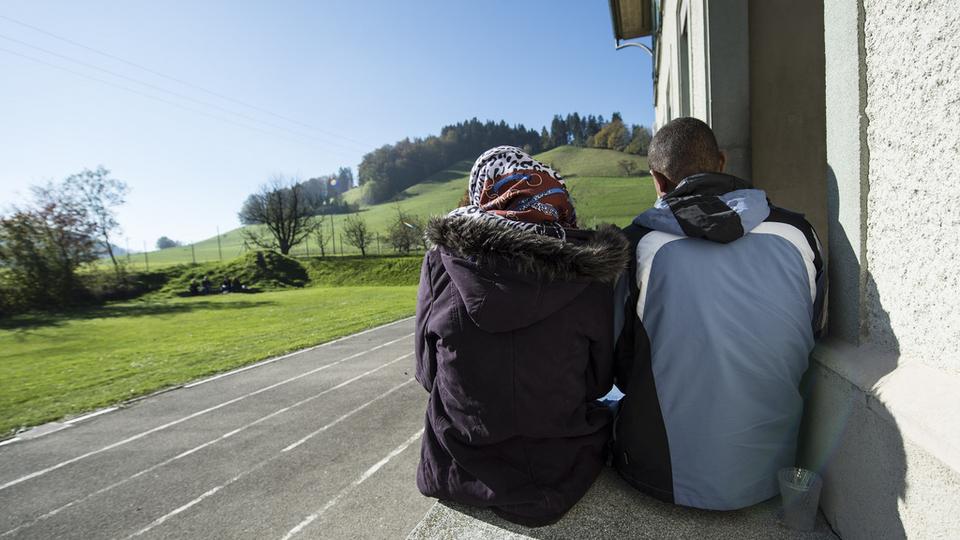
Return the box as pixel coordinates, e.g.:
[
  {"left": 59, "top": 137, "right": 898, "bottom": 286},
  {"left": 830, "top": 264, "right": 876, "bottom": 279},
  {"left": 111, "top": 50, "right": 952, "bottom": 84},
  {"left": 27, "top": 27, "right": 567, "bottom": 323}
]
[
  {"left": 414, "top": 251, "right": 438, "bottom": 392},
  {"left": 612, "top": 272, "right": 636, "bottom": 393},
  {"left": 586, "top": 282, "right": 616, "bottom": 400}
]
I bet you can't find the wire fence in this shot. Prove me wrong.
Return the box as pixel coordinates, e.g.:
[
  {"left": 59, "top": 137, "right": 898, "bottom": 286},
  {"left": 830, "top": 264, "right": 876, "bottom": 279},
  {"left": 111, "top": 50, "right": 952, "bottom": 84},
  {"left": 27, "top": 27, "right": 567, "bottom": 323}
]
[{"left": 119, "top": 230, "right": 427, "bottom": 271}]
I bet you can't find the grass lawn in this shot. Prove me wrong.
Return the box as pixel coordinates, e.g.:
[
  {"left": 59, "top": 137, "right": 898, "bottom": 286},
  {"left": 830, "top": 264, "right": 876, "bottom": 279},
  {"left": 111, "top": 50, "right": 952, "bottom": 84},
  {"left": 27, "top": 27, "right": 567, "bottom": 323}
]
[
  {"left": 566, "top": 175, "right": 656, "bottom": 228},
  {"left": 0, "top": 285, "right": 416, "bottom": 437},
  {"left": 535, "top": 146, "right": 648, "bottom": 177}
]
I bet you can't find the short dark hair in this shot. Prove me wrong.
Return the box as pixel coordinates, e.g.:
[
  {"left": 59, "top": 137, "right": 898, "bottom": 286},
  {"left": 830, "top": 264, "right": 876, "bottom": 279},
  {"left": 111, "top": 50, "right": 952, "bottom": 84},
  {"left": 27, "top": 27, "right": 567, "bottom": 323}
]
[{"left": 647, "top": 117, "right": 722, "bottom": 184}]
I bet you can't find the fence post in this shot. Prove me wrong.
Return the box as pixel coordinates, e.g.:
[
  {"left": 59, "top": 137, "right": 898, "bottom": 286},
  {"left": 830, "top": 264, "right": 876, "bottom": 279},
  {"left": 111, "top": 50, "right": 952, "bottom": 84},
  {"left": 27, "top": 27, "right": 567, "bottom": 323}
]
[
  {"left": 377, "top": 232, "right": 381, "bottom": 255},
  {"left": 191, "top": 244, "right": 196, "bottom": 265},
  {"left": 143, "top": 241, "right": 149, "bottom": 271},
  {"left": 216, "top": 226, "right": 223, "bottom": 262},
  {"left": 331, "top": 215, "right": 337, "bottom": 256}
]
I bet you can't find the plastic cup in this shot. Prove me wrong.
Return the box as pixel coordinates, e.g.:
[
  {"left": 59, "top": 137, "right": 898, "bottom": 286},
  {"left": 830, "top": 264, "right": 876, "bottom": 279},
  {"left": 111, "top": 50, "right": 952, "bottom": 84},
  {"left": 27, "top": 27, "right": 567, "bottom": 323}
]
[{"left": 778, "top": 467, "right": 823, "bottom": 532}]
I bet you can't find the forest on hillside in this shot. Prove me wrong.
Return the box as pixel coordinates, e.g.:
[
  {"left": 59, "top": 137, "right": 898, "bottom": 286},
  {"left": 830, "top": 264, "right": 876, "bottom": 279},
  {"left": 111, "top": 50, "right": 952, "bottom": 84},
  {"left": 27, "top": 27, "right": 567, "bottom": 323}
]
[{"left": 358, "top": 113, "right": 651, "bottom": 203}]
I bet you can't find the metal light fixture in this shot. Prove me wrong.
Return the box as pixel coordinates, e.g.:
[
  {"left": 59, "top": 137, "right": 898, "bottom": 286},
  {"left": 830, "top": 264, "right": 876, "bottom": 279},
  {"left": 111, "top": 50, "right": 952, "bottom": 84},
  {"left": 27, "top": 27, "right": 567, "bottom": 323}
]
[{"left": 609, "top": 0, "right": 656, "bottom": 56}]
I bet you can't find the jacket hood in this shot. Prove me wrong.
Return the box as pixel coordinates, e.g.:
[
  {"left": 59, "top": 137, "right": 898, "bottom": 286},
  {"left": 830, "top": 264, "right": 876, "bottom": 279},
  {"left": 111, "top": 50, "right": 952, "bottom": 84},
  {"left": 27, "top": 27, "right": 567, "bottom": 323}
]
[
  {"left": 634, "top": 173, "right": 770, "bottom": 244},
  {"left": 426, "top": 215, "right": 628, "bottom": 333}
]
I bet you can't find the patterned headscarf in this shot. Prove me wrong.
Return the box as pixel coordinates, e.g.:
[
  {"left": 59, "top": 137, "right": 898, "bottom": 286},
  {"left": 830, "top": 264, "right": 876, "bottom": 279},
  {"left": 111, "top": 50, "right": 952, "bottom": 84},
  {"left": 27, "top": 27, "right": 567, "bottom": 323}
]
[{"left": 448, "top": 146, "right": 577, "bottom": 238}]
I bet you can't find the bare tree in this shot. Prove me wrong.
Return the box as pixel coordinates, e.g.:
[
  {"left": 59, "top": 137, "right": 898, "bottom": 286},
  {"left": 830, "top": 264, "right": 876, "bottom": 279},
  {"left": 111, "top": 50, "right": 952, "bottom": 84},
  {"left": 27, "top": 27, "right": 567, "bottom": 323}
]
[
  {"left": 315, "top": 220, "right": 330, "bottom": 257},
  {"left": 387, "top": 205, "right": 426, "bottom": 254},
  {"left": 342, "top": 213, "right": 371, "bottom": 256},
  {"left": 63, "top": 166, "right": 128, "bottom": 276},
  {"left": 238, "top": 177, "right": 317, "bottom": 255}
]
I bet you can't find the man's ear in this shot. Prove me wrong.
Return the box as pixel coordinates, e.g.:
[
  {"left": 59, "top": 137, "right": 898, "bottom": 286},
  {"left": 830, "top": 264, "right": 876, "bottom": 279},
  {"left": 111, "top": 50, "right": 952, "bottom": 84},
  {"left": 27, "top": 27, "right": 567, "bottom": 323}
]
[
  {"left": 717, "top": 151, "right": 727, "bottom": 173},
  {"left": 650, "top": 170, "right": 673, "bottom": 197}
]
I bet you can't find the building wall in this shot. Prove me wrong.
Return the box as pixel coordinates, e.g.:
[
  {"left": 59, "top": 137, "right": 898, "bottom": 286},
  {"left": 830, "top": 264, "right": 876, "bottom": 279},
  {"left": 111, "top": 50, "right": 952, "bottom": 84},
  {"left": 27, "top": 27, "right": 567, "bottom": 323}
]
[
  {"left": 862, "top": 0, "right": 960, "bottom": 374},
  {"left": 653, "top": 0, "right": 750, "bottom": 180},
  {"left": 747, "top": 0, "right": 827, "bottom": 245},
  {"left": 810, "top": 0, "right": 960, "bottom": 537}
]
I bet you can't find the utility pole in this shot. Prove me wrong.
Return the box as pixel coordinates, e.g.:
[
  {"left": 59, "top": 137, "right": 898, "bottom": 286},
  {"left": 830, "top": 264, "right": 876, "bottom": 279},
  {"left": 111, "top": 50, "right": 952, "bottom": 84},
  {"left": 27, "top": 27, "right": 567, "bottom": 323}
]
[
  {"left": 143, "top": 241, "right": 149, "bottom": 271},
  {"left": 376, "top": 232, "right": 381, "bottom": 255},
  {"left": 216, "top": 226, "right": 223, "bottom": 262},
  {"left": 125, "top": 237, "right": 131, "bottom": 265},
  {"left": 191, "top": 243, "right": 196, "bottom": 265},
  {"left": 340, "top": 233, "right": 344, "bottom": 256}
]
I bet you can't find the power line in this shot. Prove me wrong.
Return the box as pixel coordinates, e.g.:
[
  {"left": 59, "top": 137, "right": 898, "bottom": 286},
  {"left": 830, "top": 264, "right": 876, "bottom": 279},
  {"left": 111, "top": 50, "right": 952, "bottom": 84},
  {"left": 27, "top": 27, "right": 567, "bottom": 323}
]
[
  {"left": 0, "top": 32, "right": 368, "bottom": 154},
  {"left": 0, "top": 45, "right": 355, "bottom": 156},
  {"left": 0, "top": 14, "right": 374, "bottom": 149}
]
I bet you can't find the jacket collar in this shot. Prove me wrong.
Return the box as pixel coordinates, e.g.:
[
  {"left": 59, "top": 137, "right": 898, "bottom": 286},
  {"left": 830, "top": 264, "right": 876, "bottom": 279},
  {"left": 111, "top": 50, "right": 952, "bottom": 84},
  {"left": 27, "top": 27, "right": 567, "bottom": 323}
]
[{"left": 425, "top": 214, "right": 628, "bottom": 283}]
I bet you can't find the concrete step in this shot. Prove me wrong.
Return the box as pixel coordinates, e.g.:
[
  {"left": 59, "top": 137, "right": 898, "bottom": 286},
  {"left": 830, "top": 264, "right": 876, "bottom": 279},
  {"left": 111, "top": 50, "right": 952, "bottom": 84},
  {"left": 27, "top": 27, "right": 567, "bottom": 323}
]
[{"left": 406, "top": 468, "right": 837, "bottom": 540}]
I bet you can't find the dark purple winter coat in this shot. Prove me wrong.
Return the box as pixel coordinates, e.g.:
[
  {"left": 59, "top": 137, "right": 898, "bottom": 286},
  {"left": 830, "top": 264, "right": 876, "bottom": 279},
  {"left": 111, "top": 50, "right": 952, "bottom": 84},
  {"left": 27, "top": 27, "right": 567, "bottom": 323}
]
[{"left": 414, "top": 214, "right": 629, "bottom": 527}]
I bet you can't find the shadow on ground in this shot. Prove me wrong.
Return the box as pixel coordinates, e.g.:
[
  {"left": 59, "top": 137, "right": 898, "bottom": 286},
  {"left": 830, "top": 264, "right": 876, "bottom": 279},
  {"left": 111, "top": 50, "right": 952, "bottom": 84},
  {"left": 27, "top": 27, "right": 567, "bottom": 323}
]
[{"left": 0, "top": 298, "right": 277, "bottom": 332}]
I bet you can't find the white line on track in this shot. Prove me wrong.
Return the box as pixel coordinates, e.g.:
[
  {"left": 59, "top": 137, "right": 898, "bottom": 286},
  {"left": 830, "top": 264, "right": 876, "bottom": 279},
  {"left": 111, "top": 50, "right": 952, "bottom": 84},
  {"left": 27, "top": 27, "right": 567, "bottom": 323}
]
[
  {"left": 66, "top": 406, "right": 120, "bottom": 424},
  {"left": 124, "top": 378, "right": 417, "bottom": 539},
  {"left": 280, "top": 428, "right": 425, "bottom": 540},
  {"left": 0, "top": 332, "right": 413, "bottom": 493},
  {"left": 0, "top": 353, "right": 413, "bottom": 538},
  {"left": 184, "top": 316, "right": 413, "bottom": 389}
]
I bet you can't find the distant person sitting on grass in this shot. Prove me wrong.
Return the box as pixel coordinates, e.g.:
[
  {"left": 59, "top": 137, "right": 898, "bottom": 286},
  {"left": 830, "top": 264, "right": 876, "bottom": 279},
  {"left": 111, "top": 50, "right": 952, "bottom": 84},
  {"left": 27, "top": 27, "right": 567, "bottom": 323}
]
[
  {"left": 232, "top": 277, "right": 243, "bottom": 292},
  {"left": 221, "top": 277, "right": 232, "bottom": 293},
  {"left": 188, "top": 280, "right": 200, "bottom": 296},
  {"left": 201, "top": 276, "right": 212, "bottom": 295},
  {"left": 414, "top": 145, "right": 628, "bottom": 526}
]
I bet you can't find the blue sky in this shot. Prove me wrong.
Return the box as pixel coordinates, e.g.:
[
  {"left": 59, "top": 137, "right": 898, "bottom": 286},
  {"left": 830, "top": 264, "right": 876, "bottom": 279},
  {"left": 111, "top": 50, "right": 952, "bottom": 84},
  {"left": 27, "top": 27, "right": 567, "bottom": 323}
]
[{"left": 0, "top": 1, "right": 654, "bottom": 249}]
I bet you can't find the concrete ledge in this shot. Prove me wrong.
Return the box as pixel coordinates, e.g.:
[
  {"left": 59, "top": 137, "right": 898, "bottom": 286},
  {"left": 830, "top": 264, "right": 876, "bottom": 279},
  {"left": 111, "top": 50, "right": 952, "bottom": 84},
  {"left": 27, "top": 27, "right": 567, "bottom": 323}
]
[
  {"left": 800, "top": 340, "right": 960, "bottom": 539},
  {"left": 810, "top": 339, "right": 960, "bottom": 475},
  {"left": 407, "top": 468, "right": 836, "bottom": 539}
]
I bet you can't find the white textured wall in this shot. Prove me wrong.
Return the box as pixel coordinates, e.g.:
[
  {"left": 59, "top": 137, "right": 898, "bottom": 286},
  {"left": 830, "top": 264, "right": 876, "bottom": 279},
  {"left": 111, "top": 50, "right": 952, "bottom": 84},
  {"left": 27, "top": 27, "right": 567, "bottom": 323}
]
[
  {"left": 653, "top": 0, "right": 710, "bottom": 129},
  {"left": 863, "top": 0, "right": 960, "bottom": 374}
]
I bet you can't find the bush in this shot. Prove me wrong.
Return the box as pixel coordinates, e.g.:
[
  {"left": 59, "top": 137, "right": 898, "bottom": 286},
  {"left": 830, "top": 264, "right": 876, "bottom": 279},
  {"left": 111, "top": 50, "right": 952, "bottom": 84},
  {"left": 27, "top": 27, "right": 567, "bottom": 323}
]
[{"left": 158, "top": 251, "right": 309, "bottom": 296}]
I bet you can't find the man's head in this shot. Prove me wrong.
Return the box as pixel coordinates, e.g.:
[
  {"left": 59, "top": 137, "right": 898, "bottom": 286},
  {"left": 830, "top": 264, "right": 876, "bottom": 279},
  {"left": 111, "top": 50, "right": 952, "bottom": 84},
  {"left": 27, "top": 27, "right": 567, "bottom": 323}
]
[{"left": 648, "top": 117, "right": 725, "bottom": 196}]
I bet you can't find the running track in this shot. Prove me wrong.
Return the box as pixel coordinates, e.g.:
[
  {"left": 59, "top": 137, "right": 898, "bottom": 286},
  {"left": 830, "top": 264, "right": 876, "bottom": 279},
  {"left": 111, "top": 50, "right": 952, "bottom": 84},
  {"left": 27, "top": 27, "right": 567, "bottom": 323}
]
[{"left": 0, "top": 318, "right": 434, "bottom": 539}]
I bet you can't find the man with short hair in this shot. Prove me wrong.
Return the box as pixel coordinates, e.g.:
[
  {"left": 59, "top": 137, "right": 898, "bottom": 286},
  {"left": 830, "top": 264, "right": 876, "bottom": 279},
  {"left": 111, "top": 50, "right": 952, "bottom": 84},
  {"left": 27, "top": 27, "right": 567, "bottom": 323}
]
[{"left": 612, "top": 117, "right": 825, "bottom": 510}]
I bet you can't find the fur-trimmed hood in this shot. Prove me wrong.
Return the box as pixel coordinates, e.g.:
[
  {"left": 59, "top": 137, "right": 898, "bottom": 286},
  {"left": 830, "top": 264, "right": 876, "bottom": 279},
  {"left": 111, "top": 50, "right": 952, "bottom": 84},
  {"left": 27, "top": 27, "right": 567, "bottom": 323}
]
[
  {"left": 424, "top": 215, "right": 628, "bottom": 333},
  {"left": 426, "top": 215, "right": 628, "bottom": 283}
]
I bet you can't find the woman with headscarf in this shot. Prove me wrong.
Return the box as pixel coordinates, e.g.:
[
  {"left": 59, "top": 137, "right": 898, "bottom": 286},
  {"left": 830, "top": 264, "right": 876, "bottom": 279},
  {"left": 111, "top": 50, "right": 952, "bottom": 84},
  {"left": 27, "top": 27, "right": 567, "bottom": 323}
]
[{"left": 414, "top": 146, "right": 628, "bottom": 526}]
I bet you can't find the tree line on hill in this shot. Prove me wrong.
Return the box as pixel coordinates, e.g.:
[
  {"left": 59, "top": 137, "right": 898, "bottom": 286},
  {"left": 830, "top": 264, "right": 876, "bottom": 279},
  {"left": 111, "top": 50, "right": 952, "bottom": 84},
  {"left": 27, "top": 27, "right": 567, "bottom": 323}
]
[
  {"left": 237, "top": 174, "right": 427, "bottom": 259},
  {"left": 358, "top": 113, "right": 652, "bottom": 204}
]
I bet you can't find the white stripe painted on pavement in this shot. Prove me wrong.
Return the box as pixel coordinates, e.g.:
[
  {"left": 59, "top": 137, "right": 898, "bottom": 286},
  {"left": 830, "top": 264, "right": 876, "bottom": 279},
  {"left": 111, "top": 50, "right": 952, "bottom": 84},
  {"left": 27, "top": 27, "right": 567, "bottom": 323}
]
[
  {"left": 66, "top": 407, "right": 120, "bottom": 425},
  {"left": 185, "top": 316, "right": 413, "bottom": 388},
  {"left": 0, "top": 333, "right": 413, "bottom": 493},
  {"left": 0, "top": 437, "right": 20, "bottom": 448},
  {"left": 128, "top": 485, "right": 226, "bottom": 537},
  {"left": 0, "top": 353, "right": 414, "bottom": 538},
  {"left": 280, "top": 428, "right": 425, "bottom": 540},
  {"left": 122, "top": 379, "right": 416, "bottom": 540}
]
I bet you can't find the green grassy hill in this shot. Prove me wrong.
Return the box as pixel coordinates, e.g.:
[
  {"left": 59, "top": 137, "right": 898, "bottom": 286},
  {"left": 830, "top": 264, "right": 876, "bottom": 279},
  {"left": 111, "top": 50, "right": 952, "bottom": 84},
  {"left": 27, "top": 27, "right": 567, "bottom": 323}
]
[
  {"left": 535, "top": 146, "right": 648, "bottom": 177},
  {"left": 135, "top": 147, "right": 655, "bottom": 268}
]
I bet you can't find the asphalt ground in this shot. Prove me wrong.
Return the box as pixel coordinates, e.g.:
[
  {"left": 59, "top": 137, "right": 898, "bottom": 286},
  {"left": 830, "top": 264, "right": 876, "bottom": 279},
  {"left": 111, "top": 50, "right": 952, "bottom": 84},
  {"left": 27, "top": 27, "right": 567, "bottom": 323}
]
[{"left": 0, "top": 317, "right": 434, "bottom": 540}]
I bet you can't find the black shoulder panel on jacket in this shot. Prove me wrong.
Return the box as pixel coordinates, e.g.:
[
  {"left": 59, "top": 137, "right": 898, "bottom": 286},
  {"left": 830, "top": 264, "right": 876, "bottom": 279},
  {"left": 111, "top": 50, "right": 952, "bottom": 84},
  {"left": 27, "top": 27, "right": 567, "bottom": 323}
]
[
  {"left": 613, "top": 221, "right": 674, "bottom": 502},
  {"left": 765, "top": 206, "right": 827, "bottom": 339}
]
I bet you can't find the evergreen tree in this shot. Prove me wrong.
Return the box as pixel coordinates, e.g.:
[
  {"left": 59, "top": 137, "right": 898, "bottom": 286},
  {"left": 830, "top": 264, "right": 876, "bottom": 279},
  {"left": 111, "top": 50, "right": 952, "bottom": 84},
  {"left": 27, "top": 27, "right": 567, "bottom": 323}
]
[
  {"left": 567, "top": 113, "right": 584, "bottom": 146},
  {"left": 625, "top": 124, "right": 653, "bottom": 155},
  {"left": 540, "top": 127, "right": 551, "bottom": 151}
]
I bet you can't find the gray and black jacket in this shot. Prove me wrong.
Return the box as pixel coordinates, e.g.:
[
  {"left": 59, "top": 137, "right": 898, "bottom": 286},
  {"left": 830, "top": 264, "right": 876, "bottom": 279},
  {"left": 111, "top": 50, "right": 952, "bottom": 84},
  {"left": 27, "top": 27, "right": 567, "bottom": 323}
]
[{"left": 612, "top": 173, "right": 825, "bottom": 510}]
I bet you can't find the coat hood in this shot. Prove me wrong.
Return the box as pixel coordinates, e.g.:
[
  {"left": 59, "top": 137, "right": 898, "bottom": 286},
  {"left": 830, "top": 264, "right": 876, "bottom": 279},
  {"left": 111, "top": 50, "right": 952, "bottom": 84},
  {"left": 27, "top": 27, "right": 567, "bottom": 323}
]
[
  {"left": 634, "top": 173, "right": 770, "bottom": 243},
  {"left": 426, "top": 215, "right": 628, "bottom": 333}
]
